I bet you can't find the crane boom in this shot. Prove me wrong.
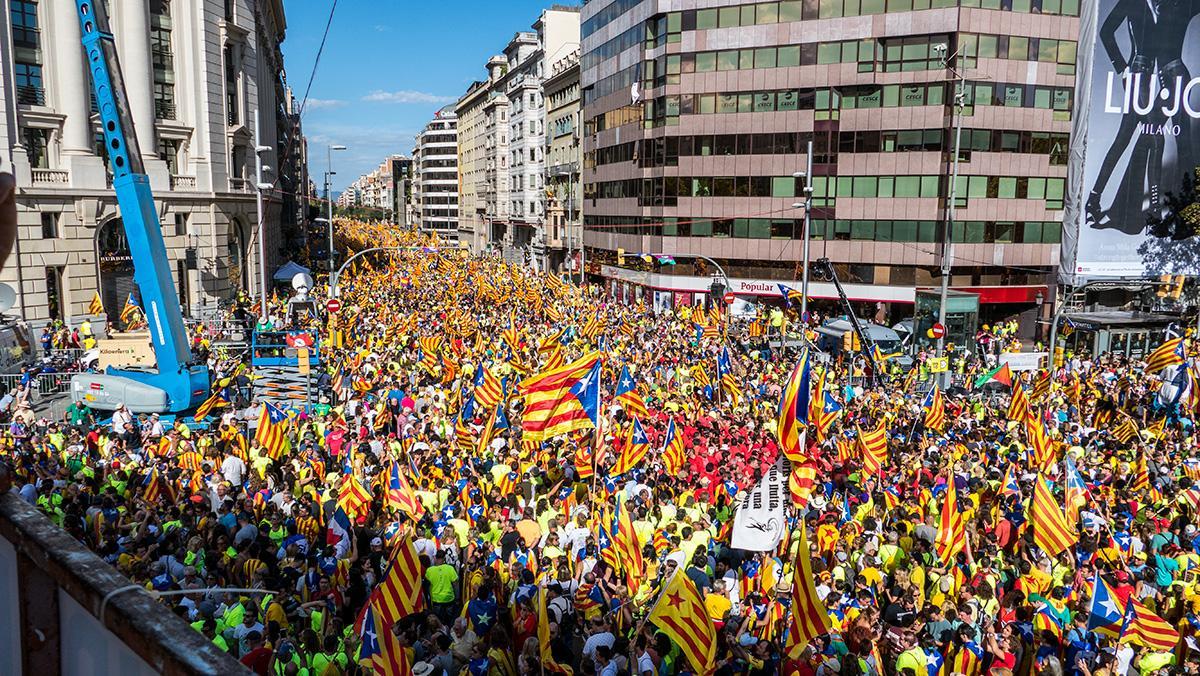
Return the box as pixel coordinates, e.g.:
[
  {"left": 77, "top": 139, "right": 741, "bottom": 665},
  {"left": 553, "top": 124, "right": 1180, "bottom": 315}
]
[
  {"left": 69, "top": 0, "right": 209, "bottom": 413},
  {"left": 815, "top": 257, "right": 883, "bottom": 385}
]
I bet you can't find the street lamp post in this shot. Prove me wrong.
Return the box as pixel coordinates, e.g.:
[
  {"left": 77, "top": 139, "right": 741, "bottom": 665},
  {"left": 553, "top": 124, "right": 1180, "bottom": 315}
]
[
  {"left": 791, "top": 140, "right": 816, "bottom": 325},
  {"left": 325, "top": 144, "right": 347, "bottom": 268},
  {"left": 252, "top": 109, "right": 274, "bottom": 312},
  {"left": 935, "top": 44, "right": 966, "bottom": 387}
]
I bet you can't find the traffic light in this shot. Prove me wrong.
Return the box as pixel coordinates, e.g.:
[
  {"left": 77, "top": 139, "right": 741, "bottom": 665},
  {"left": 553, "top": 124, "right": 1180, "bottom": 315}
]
[
  {"left": 1157, "top": 274, "right": 1172, "bottom": 297},
  {"left": 1171, "top": 274, "right": 1186, "bottom": 299},
  {"left": 617, "top": 248, "right": 625, "bottom": 265}
]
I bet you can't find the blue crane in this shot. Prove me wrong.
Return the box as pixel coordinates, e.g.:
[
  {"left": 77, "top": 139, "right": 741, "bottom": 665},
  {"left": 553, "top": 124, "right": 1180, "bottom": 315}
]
[{"left": 68, "top": 0, "right": 209, "bottom": 413}]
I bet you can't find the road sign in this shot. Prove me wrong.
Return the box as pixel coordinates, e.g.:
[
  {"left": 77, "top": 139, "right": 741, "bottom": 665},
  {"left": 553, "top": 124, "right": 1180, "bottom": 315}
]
[
  {"left": 930, "top": 323, "right": 946, "bottom": 339},
  {"left": 326, "top": 298, "right": 341, "bottom": 313},
  {"left": 724, "top": 292, "right": 735, "bottom": 305},
  {"left": 928, "top": 356, "right": 949, "bottom": 373}
]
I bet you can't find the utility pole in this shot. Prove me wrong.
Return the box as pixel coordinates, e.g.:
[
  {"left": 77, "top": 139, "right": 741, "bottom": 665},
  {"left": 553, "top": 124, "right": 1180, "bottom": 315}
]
[
  {"left": 326, "top": 144, "right": 346, "bottom": 270},
  {"left": 792, "top": 141, "right": 815, "bottom": 324},
  {"left": 936, "top": 45, "right": 966, "bottom": 387}
]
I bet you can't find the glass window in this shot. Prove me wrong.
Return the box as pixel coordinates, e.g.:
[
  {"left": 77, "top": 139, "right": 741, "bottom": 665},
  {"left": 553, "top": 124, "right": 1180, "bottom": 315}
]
[
  {"left": 894, "top": 221, "right": 917, "bottom": 241},
  {"left": 1022, "top": 221, "right": 1043, "bottom": 243},
  {"left": 780, "top": 0, "right": 804, "bottom": 20},
  {"left": 698, "top": 95, "right": 716, "bottom": 114},
  {"left": 718, "top": 51, "right": 739, "bottom": 71},
  {"left": 895, "top": 176, "right": 920, "bottom": 197},
  {"left": 918, "top": 221, "right": 937, "bottom": 242},
  {"left": 1009, "top": 36, "right": 1030, "bottom": 60},
  {"left": 994, "top": 222, "right": 1015, "bottom": 243},
  {"left": 883, "top": 85, "right": 900, "bottom": 107},
  {"left": 817, "top": 43, "right": 841, "bottom": 64},
  {"left": 1027, "top": 177, "right": 1046, "bottom": 200},
  {"left": 878, "top": 176, "right": 894, "bottom": 197},
  {"left": 1042, "top": 221, "right": 1062, "bottom": 243},
  {"left": 777, "top": 91, "right": 799, "bottom": 111},
  {"left": 748, "top": 218, "right": 772, "bottom": 238},
  {"left": 696, "top": 8, "right": 718, "bottom": 28},
  {"left": 852, "top": 220, "right": 875, "bottom": 239},
  {"left": 853, "top": 176, "right": 877, "bottom": 197},
  {"left": 998, "top": 177, "right": 1017, "bottom": 199},
  {"left": 756, "top": 48, "right": 778, "bottom": 69},
  {"left": 968, "top": 175, "right": 987, "bottom": 198},
  {"left": 770, "top": 176, "right": 795, "bottom": 197},
  {"left": 820, "top": 0, "right": 844, "bottom": 18},
  {"left": 757, "top": 3, "right": 780, "bottom": 23},
  {"left": 920, "top": 175, "right": 940, "bottom": 196},
  {"left": 719, "top": 6, "right": 740, "bottom": 26},
  {"left": 862, "top": 0, "right": 886, "bottom": 13},
  {"left": 739, "top": 49, "right": 755, "bottom": 70},
  {"left": 754, "top": 92, "right": 776, "bottom": 112},
  {"left": 778, "top": 46, "right": 801, "bottom": 67},
  {"left": 696, "top": 52, "right": 717, "bottom": 72}
]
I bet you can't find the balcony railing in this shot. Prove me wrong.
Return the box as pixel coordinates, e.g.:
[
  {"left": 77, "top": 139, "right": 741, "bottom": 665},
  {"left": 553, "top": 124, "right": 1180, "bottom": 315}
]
[
  {"left": 170, "top": 175, "right": 196, "bottom": 191},
  {"left": 16, "top": 84, "right": 45, "bottom": 106},
  {"left": 154, "top": 100, "right": 176, "bottom": 120},
  {"left": 229, "top": 178, "right": 250, "bottom": 192},
  {"left": 31, "top": 168, "right": 69, "bottom": 185}
]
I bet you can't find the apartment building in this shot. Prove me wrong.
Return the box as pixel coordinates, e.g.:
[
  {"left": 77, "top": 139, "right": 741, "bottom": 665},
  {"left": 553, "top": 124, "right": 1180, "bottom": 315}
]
[
  {"left": 411, "top": 106, "right": 459, "bottom": 240},
  {"left": 544, "top": 50, "right": 582, "bottom": 275},
  {"left": 342, "top": 154, "right": 413, "bottom": 226},
  {"left": 580, "top": 0, "right": 1074, "bottom": 323},
  {"left": 453, "top": 7, "right": 580, "bottom": 269},
  {"left": 1, "top": 0, "right": 295, "bottom": 324}
]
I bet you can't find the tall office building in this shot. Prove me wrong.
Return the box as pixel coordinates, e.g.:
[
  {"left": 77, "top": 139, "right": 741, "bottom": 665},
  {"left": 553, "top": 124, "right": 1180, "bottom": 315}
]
[
  {"left": 580, "top": 0, "right": 1074, "bottom": 323},
  {"left": 1, "top": 0, "right": 295, "bottom": 324},
  {"left": 411, "top": 105, "right": 459, "bottom": 240}
]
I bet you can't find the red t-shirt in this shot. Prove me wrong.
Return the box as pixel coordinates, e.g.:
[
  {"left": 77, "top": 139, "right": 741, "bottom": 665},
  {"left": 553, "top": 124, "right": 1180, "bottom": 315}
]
[{"left": 240, "top": 647, "right": 273, "bottom": 675}]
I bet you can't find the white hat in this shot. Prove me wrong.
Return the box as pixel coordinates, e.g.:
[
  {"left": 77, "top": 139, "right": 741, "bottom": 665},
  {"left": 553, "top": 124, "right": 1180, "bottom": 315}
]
[{"left": 412, "top": 662, "right": 435, "bottom": 676}]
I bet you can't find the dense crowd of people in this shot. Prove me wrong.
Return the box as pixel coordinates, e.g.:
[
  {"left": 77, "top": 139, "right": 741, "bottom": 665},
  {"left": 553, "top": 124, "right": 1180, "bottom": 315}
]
[{"left": 2, "top": 220, "right": 1199, "bottom": 676}]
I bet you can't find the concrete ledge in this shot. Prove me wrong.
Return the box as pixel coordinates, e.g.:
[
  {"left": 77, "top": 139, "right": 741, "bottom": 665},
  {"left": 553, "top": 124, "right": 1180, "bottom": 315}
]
[{"left": 0, "top": 485, "right": 249, "bottom": 675}]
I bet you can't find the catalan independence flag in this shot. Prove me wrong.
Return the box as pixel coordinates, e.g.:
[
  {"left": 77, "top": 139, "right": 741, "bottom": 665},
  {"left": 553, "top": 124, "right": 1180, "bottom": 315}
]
[
  {"left": 778, "top": 283, "right": 805, "bottom": 305},
  {"left": 777, "top": 349, "right": 811, "bottom": 462},
  {"left": 662, "top": 418, "right": 685, "bottom": 476},
  {"left": 611, "top": 417, "right": 650, "bottom": 476},
  {"left": 923, "top": 385, "right": 946, "bottom": 432},
  {"left": 518, "top": 351, "right": 603, "bottom": 442},
  {"left": 614, "top": 365, "right": 649, "bottom": 418},
  {"left": 1144, "top": 336, "right": 1185, "bottom": 373},
  {"left": 474, "top": 366, "right": 504, "bottom": 410},
  {"left": 120, "top": 292, "right": 142, "bottom": 326},
  {"left": 255, "top": 402, "right": 290, "bottom": 460}
]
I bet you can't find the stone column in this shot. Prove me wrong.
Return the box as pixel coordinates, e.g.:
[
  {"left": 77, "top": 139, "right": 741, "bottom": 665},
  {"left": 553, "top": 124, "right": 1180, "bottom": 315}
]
[
  {"left": 51, "top": 0, "right": 108, "bottom": 188},
  {"left": 115, "top": 0, "right": 157, "bottom": 160}
]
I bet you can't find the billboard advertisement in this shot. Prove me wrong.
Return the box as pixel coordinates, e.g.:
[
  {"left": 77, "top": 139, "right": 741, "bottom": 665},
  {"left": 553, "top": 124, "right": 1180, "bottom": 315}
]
[{"left": 1062, "top": 0, "right": 1200, "bottom": 282}]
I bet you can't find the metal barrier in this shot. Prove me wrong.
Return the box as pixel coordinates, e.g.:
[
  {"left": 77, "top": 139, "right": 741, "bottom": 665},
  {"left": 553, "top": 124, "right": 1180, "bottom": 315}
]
[{"left": 0, "top": 372, "right": 75, "bottom": 398}]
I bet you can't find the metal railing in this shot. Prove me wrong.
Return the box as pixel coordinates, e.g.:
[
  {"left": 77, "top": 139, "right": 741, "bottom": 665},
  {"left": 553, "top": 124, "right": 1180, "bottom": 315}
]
[
  {"left": 153, "top": 100, "right": 176, "bottom": 120},
  {"left": 16, "top": 85, "right": 45, "bottom": 106},
  {"left": 0, "top": 372, "right": 74, "bottom": 399}
]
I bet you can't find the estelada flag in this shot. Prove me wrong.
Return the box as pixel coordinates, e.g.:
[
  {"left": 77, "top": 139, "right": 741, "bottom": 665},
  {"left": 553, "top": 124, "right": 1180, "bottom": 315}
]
[
  {"left": 518, "top": 351, "right": 603, "bottom": 442},
  {"left": 647, "top": 571, "right": 716, "bottom": 675}
]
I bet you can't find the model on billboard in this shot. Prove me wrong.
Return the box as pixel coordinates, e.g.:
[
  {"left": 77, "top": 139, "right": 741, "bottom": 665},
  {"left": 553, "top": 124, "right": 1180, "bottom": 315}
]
[{"left": 1087, "top": 0, "right": 1199, "bottom": 235}]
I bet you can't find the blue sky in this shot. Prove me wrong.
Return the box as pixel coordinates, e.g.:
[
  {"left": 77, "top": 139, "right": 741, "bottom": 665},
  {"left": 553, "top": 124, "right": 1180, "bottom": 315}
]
[{"left": 282, "top": 0, "right": 561, "bottom": 194}]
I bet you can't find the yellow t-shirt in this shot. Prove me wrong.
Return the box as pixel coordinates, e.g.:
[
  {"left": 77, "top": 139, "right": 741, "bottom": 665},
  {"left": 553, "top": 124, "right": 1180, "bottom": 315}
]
[{"left": 705, "top": 593, "right": 732, "bottom": 621}]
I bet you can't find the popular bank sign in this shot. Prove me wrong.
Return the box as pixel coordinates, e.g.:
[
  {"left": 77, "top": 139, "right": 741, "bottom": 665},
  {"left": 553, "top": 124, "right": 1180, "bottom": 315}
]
[{"left": 1062, "top": 0, "right": 1200, "bottom": 282}]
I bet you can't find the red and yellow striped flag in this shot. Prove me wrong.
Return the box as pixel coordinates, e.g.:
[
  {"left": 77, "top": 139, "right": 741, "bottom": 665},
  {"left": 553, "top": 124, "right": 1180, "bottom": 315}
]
[
  {"left": 785, "top": 519, "right": 832, "bottom": 657},
  {"left": 337, "top": 474, "right": 373, "bottom": 521},
  {"left": 856, "top": 423, "right": 888, "bottom": 477},
  {"left": 1031, "top": 474, "right": 1077, "bottom": 557},
  {"left": 518, "top": 351, "right": 602, "bottom": 442},
  {"left": 647, "top": 571, "right": 716, "bottom": 674},
  {"left": 1008, "top": 375, "right": 1030, "bottom": 421},
  {"left": 371, "top": 534, "right": 425, "bottom": 628},
  {"left": 935, "top": 475, "right": 965, "bottom": 563},
  {"left": 1123, "top": 597, "right": 1180, "bottom": 652}
]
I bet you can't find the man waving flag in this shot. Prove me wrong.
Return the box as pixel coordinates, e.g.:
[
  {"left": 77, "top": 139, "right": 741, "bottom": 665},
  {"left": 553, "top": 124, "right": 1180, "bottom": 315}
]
[{"left": 648, "top": 570, "right": 716, "bottom": 675}]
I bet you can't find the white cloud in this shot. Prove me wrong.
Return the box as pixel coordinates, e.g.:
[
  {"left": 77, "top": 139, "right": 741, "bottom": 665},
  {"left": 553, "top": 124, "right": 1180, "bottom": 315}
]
[
  {"left": 362, "top": 90, "right": 455, "bottom": 104},
  {"left": 305, "top": 98, "right": 346, "bottom": 110},
  {"left": 374, "top": 24, "right": 391, "bottom": 32}
]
